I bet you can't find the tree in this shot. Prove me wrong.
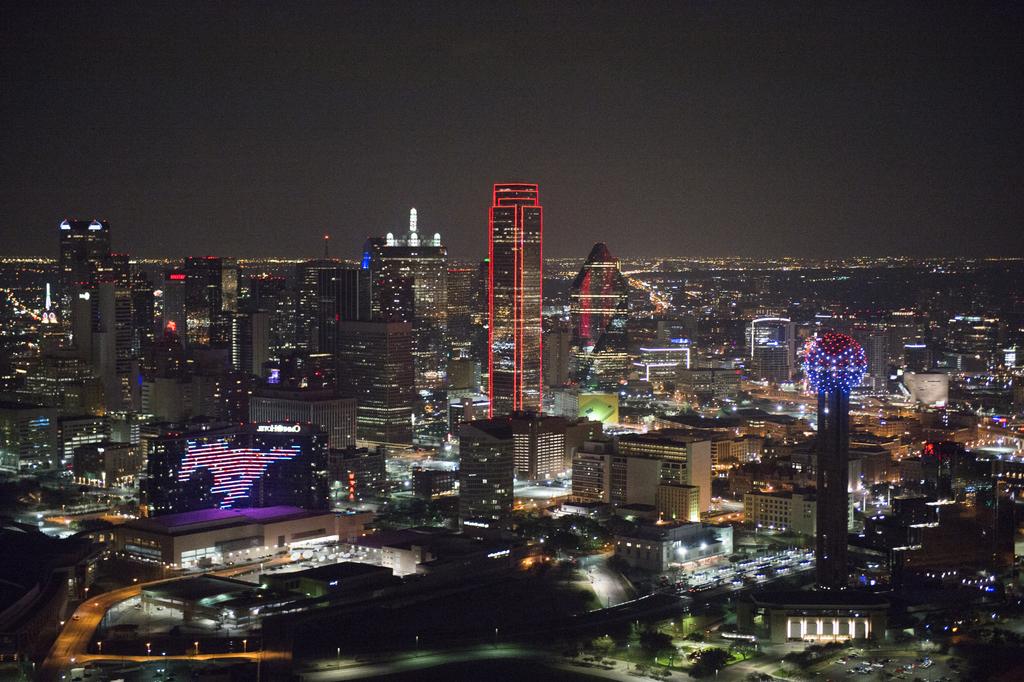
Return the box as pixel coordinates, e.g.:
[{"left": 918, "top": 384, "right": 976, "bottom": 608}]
[
  {"left": 690, "top": 648, "right": 730, "bottom": 678},
  {"left": 685, "top": 631, "right": 706, "bottom": 642},
  {"left": 640, "top": 629, "right": 675, "bottom": 657}
]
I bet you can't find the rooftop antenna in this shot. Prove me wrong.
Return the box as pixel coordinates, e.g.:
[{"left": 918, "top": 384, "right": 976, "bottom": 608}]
[{"left": 323, "top": 233, "right": 330, "bottom": 259}]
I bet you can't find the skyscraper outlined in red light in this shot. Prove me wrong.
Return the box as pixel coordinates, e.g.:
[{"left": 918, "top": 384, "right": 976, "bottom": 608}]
[{"left": 488, "top": 183, "right": 543, "bottom": 417}]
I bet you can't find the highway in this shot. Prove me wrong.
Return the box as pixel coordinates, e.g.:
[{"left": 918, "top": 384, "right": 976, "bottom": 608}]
[
  {"left": 39, "top": 582, "right": 143, "bottom": 681},
  {"left": 38, "top": 556, "right": 292, "bottom": 682}
]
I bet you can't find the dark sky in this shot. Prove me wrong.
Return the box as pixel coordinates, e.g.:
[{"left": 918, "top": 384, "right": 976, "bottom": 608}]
[{"left": 2, "top": 1, "right": 1022, "bottom": 260}]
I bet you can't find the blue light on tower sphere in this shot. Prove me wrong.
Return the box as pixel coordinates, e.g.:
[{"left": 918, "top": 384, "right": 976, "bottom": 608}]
[{"left": 803, "top": 331, "right": 867, "bottom": 394}]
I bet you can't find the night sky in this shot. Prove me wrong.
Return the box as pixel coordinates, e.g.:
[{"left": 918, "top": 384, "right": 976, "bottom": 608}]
[{"left": 2, "top": 2, "right": 1022, "bottom": 260}]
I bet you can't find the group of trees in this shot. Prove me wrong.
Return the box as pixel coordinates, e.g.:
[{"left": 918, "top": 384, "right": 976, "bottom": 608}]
[{"left": 514, "top": 513, "right": 614, "bottom": 553}]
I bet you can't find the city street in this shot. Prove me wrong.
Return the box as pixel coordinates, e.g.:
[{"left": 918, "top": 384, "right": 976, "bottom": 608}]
[
  {"left": 579, "top": 553, "right": 635, "bottom": 608},
  {"left": 38, "top": 556, "right": 293, "bottom": 682}
]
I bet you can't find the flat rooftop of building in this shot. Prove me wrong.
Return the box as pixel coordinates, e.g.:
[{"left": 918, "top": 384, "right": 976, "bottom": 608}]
[
  {"left": 126, "top": 506, "right": 330, "bottom": 535},
  {"left": 460, "top": 417, "right": 514, "bottom": 440},
  {"left": 657, "top": 414, "right": 742, "bottom": 429},
  {"left": 142, "top": 575, "right": 257, "bottom": 602},
  {"left": 749, "top": 589, "right": 890, "bottom": 608},
  {"left": 746, "top": 489, "right": 816, "bottom": 500},
  {"left": 623, "top": 520, "right": 703, "bottom": 540},
  {"left": 618, "top": 503, "right": 657, "bottom": 512},
  {"left": 352, "top": 526, "right": 449, "bottom": 549},
  {"left": 272, "top": 561, "right": 392, "bottom": 582},
  {"left": 618, "top": 430, "right": 709, "bottom": 445}
]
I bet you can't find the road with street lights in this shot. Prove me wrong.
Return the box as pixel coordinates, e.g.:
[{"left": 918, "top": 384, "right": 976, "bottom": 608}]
[{"left": 38, "top": 556, "right": 293, "bottom": 682}]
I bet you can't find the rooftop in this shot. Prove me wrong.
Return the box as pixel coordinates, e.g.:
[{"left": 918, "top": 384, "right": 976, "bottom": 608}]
[
  {"left": 141, "top": 575, "right": 255, "bottom": 602},
  {"left": 127, "top": 506, "right": 328, "bottom": 534},
  {"left": 749, "top": 589, "right": 890, "bottom": 608},
  {"left": 271, "top": 561, "right": 392, "bottom": 582}
]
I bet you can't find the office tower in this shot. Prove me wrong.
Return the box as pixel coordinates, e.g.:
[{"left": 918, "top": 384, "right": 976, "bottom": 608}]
[
  {"left": 903, "top": 343, "right": 932, "bottom": 372},
  {"left": 22, "top": 350, "right": 104, "bottom": 415},
  {"left": 58, "top": 415, "right": 111, "bottom": 470},
  {"left": 447, "top": 266, "right": 479, "bottom": 359},
  {"left": 328, "top": 446, "right": 387, "bottom": 500},
  {"left": 232, "top": 309, "right": 269, "bottom": 376},
  {"left": 489, "top": 183, "right": 543, "bottom": 416},
  {"left": 616, "top": 432, "right": 714, "bottom": 513},
  {"left": 250, "top": 386, "right": 358, "bottom": 449},
  {"left": 161, "top": 268, "right": 188, "bottom": 336},
  {"left": 543, "top": 322, "right": 572, "bottom": 387},
  {"left": 296, "top": 261, "right": 372, "bottom": 354},
  {"left": 363, "top": 210, "right": 448, "bottom": 442},
  {"left": 509, "top": 412, "right": 567, "bottom": 481},
  {"left": 183, "top": 256, "right": 238, "bottom": 347},
  {"left": 946, "top": 315, "right": 1001, "bottom": 370},
  {"left": 804, "top": 331, "right": 867, "bottom": 589},
  {"left": 571, "top": 439, "right": 616, "bottom": 502},
  {"left": 0, "top": 402, "right": 59, "bottom": 471},
  {"left": 143, "top": 422, "right": 329, "bottom": 516},
  {"left": 336, "top": 320, "right": 414, "bottom": 444},
  {"left": 58, "top": 219, "right": 112, "bottom": 306},
  {"left": 247, "top": 274, "right": 295, "bottom": 361},
  {"left": 111, "top": 253, "right": 156, "bottom": 352},
  {"left": 851, "top": 327, "right": 888, "bottom": 392},
  {"left": 458, "top": 418, "right": 515, "bottom": 524},
  {"left": 71, "top": 282, "right": 139, "bottom": 411},
  {"left": 140, "top": 328, "right": 191, "bottom": 422},
  {"left": 569, "top": 243, "right": 629, "bottom": 389},
  {"left": 748, "top": 317, "right": 795, "bottom": 383},
  {"left": 476, "top": 259, "right": 490, "bottom": 368}
]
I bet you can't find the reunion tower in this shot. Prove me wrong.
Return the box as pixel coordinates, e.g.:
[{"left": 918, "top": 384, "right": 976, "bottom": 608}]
[{"left": 804, "top": 331, "right": 867, "bottom": 590}]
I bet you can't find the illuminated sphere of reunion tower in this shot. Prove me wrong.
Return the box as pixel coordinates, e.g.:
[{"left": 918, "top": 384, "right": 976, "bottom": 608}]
[
  {"left": 804, "top": 331, "right": 868, "bottom": 395},
  {"left": 804, "top": 331, "right": 867, "bottom": 590}
]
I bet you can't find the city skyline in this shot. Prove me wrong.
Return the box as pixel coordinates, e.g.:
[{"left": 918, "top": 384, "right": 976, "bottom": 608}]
[{"left": 3, "top": 4, "right": 1024, "bottom": 681}]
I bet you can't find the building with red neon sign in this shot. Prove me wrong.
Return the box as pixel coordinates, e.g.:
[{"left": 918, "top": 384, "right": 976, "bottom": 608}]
[{"left": 488, "top": 183, "right": 543, "bottom": 416}]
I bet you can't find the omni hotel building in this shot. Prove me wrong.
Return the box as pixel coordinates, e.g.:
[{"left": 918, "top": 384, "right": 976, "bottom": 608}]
[{"left": 142, "top": 422, "right": 330, "bottom": 516}]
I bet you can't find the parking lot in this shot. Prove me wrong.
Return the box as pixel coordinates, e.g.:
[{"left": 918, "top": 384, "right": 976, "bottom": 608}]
[
  {"left": 823, "top": 648, "right": 962, "bottom": 681},
  {"left": 673, "top": 548, "right": 815, "bottom": 595}
]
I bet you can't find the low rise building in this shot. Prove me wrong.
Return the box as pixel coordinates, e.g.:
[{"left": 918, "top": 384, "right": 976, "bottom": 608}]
[
  {"left": 655, "top": 482, "right": 700, "bottom": 522},
  {"left": 743, "top": 490, "right": 818, "bottom": 535},
  {"left": 737, "top": 590, "right": 888, "bottom": 644},
  {"left": 260, "top": 561, "right": 396, "bottom": 599},
  {"left": 114, "top": 506, "right": 372, "bottom": 568},
  {"left": 412, "top": 467, "right": 458, "bottom": 499},
  {"left": 342, "top": 527, "right": 524, "bottom": 577},
  {"left": 614, "top": 521, "right": 733, "bottom": 573},
  {"left": 72, "top": 441, "right": 144, "bottom": 488}
]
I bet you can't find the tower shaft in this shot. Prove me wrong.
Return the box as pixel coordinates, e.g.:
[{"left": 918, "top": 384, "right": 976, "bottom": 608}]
[{"left": 816, "top": 389, "right": 850, "bottom": 589}]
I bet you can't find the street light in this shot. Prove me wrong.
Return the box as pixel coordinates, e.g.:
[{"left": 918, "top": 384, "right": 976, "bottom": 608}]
[
  {"left": 194, "top": 640, "right": 200, "bottom": 656},
  {"left": 97, "top": 641, "right": 102, "bottom": 654},
  {"left": 336, "top": 646, "right": 341, "bottom": 669},
  {"left": 146, "top": 642, "right": 152, "bottom": 655},
  {"left": 242, "top": 638, "right": 247, "bottom": 653}
]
